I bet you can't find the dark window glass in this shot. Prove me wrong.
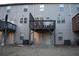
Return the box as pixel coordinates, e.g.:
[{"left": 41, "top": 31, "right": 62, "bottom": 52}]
[
  {"left": 24, "top": 8, "right": 27, "bottom": 12},
  {"left": 76, "top": 7, "right": 79, "bottom": 11},
  {"left": 46, "top": 17, "right": 49, "bottom": 19},
  {"left": 20, "top": 36, "right": 24, "bottom": 40},
  {"left": 59, "top": 4, "right": 64, "bottom": 12},
  {"left": 58, "top": 36, "right": 63, "bottom": 40},
  {"left": 57, "top": 20, "right": 60, "bottom": 23},
  {"left": 35, "top": 17, "right": 39, "bottom": 20},
  {"left": 20, "top": 18, "right": 23, "bottom": 23},
  {"left": 24, "top": 18, "right": 27, "bottom": 23},
  {"left": 62, "top": 19, "right": 65, "bottom": 23},
  {"left": 60, "top": 7, "right": 64, "bottom": 11},
  {"left": 40, "top": 17, "right": 44, "bottom": 20}
]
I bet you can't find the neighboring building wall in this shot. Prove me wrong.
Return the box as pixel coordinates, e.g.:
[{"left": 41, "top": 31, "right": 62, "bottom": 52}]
[
  {"left": 32, "top": 4, "right": 73, "bottom": 45},
  {"left": 70, "top": 4, "right": 79, "bottom": 43},
  {"left": 0, "top": 4, "right": 79, "bottom": 45},
  {"left": 0, "top": 5, "right": 31, "bottom": 44}
]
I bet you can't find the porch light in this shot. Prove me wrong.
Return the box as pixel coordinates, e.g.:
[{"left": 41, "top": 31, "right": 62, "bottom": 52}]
[{"left": 6, "top": 6, "right": 11, "bottom": 13}]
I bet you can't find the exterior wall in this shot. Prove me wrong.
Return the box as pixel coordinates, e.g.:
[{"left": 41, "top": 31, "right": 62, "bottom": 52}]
[
  {"left": 0, "top": 4, "right": 79, "bottom": 45},
  {"left": 0, "top": 5, "right": 31, "bottom": 44},
  {"left": 70, "top": 4, "right": 79, "bottom": 43},
  {"left": 31, "top": 4, "right": 75, "bottom": 45}
]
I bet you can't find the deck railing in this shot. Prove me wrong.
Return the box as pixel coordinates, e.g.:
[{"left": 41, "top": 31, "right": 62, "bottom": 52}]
[
  {"left": 29, "top": 13, "right": 55, "bottom": 32},
  {"left": 0, "top": 20, "right": 16, "bottom": 31}
]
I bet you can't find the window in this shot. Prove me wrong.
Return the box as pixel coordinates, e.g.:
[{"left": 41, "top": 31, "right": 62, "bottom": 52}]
[
  {"left": 57, "top": 20, "right": 60, "bottom": 23},
  {"left": 57, "top": 20, "right": 65, "bottom": 24},
  {"left": 40, "top": 5, "right": 45, "bottom": 11},
  {"left": 59, "top": 4, "right": 64, "bottom": 12},
  {"left": 20, "top": 18, "right": 23, "bottom": 23},
  {"left": 20, "top": 31, "right": 24, "bottom": 40},
  {"left": 58, "top": 32, "right": 63, "bottom": 34},
  {"left": 57, "top": 16, "right": 65, "bottom": 24},
  {"left": 35, "top": 17, "right": 39, "bottom": 20},
  {"left": 24, "top": 18, "right": 27, "bottom": 23},
  {"left": 58, "top": 36, "right": 63, "bottom": 40},
  {"left": 61, "top": 17, "right": 65, "bottom": 23},
  {"left": 20, "top": 17, "right": 27, "bottom": 23},
  {"left": 60, "top": 7, "right": 64, "bottom": 11},
  {"left": 24, "top": 8, "right": 28, "bottom": 12},
  {"left": 76, "top": 7, "right": 79, "bottom": 11},
  {"left": 20, "top": 36, "right": 24, "bottom": 40},
  {"left": 46, "top": 17, "right": 50, "bottom": 19},
  {"left": 40, "top": 17, "right": 44, "bottom": 20},
  {"left": 58, "top": 32, "right": 63, "bottom": 40},
  {"left": 62, "top": 19, "right": 65, "bottom": 23}
]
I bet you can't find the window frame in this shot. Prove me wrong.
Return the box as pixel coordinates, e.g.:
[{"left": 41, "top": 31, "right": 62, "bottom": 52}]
[
  {"left": 76, "top": 7, "right": 79, "bottom": 11},
  {"left": 58, "top": 36, "right": 63, "bottom": 40},
  {"left": 20, "top": 18, "right": 23, "bottom": 23},
  {"left": 24, "top": 8, "right": 28, "bottom": 12},
  {"left": 59, "top": 4, "right": 64, "bottom": 12},
  {"left": 24, "top": 17, "right": 27, "bottom": 23}
]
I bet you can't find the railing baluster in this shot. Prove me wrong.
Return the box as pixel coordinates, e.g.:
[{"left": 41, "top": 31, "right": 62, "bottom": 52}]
[{"left": 30, "top": 20, "right": 55, "bottom": 32}]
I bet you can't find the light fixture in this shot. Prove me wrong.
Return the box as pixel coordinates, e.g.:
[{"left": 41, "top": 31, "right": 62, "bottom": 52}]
[
  {"left": 40, "top": 5, "right": 44, "bottom": 8},
  {"left": 6, "top": 6, "right": 11, "bottom": 13},
  {"left": 59, "top": 4, "right": 64, "bottom": 7},
  {"left": 6, "top": 6, "right": 11, "bottom": 10}
]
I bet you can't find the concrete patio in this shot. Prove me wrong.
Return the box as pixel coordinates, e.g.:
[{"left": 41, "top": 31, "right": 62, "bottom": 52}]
[{"left": 0, "top": 46, "right": 79, "bottom": 56}]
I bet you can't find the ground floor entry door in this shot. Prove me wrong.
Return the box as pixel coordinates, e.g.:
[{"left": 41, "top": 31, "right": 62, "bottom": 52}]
[
  {"left": 7, "top": 32, "right": 14, "bottom": 45},
  {"left": 31, "top": 31, "right": 54, "bottom": 47}
]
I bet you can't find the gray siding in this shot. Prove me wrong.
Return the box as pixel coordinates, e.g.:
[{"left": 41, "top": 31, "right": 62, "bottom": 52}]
[{"left": 0, "top": 4, "right": 78, "bottom": 44}]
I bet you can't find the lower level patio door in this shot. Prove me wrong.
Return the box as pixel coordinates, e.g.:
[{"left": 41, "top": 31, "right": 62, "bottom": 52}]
[
  {"left": 31, "top": 31, "right": 54, "bottom": 47},
  {"left": 0, "top": 31, "right": 3, "bottom": 45},
  {"left": 8, "top": 32, "right": 14, "bottom": 45}
]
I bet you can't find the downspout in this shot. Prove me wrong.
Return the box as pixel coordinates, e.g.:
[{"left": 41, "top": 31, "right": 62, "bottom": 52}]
[{"left": 4, "top": 14, "right": 8, "bottom": 46}]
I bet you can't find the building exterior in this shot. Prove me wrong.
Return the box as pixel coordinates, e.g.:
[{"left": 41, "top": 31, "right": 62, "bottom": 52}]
[{"left": 0, "top": 3, "right": 79, "bottom": 46}]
